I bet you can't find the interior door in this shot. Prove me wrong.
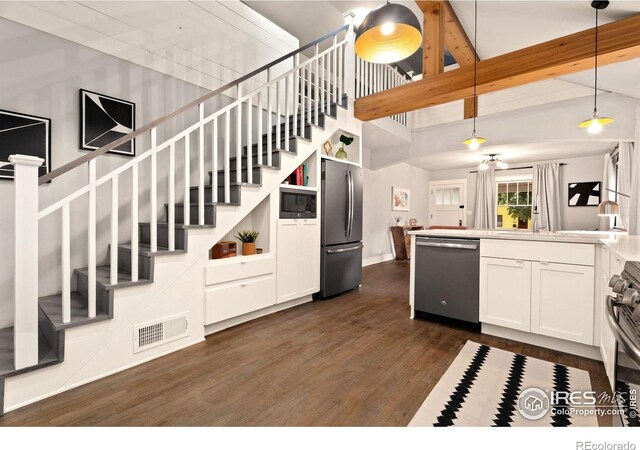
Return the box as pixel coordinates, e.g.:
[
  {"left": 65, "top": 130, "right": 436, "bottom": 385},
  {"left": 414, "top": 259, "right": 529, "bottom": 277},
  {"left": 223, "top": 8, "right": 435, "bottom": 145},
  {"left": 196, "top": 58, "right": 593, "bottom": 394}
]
[{"left": 429, "top": 180, "right": 467, "bottom": 227}]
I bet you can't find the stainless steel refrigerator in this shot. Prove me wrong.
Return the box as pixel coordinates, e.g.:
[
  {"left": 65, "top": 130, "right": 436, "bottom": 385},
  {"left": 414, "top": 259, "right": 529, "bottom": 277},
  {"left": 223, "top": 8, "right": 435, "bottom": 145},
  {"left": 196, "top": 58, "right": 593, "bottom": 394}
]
[{"left": 318, "top": 159, "right": 363, "bottom": 298}]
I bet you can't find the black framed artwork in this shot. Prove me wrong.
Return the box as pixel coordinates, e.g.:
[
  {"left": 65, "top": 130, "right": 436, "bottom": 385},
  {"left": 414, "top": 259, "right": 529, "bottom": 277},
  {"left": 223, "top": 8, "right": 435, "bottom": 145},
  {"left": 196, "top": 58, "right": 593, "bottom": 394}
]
[
  {"left": 80, "top": 89, "right": 135, "bottom": 157},
  {"left": 0, "top": 109, "right": 51, "bottom": 180},
  {"left": 568, "top": 181, "right": 601, "bottom": 207}
]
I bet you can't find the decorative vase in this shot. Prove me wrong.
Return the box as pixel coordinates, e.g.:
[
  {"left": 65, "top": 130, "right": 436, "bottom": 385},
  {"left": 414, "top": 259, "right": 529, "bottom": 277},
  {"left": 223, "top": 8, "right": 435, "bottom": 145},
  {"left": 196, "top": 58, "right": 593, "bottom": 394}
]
[
  {"left": 335, "top": 145, "right": 348, "bottom": 159},
  {"left": 242, "top": 242, "right": 256, "bottom": 256}
]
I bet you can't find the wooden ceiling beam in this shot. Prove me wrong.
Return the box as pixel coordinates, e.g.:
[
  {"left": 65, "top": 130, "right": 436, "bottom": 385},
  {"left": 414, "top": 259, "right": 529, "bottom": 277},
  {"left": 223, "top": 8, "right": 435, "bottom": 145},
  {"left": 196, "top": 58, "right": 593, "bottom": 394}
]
[
  {"left": 418, "top": 1, "right": 445, "bottom": 76},
  {"left": 354, "top": 15, "right": 640, "bottom": 121}
]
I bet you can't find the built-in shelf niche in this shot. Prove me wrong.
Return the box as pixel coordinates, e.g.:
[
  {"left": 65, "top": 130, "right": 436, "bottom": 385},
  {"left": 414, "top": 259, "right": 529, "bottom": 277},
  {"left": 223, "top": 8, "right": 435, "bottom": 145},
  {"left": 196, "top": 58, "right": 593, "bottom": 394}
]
[
  {"left": 281, "top": 151, "right": 319, "bottom": 190},
  {"left": 320, "top": 128, "right": 361, "bottom": 167},
  {"left": 215, "top": 194, "right": 272, "bottom": 258}
]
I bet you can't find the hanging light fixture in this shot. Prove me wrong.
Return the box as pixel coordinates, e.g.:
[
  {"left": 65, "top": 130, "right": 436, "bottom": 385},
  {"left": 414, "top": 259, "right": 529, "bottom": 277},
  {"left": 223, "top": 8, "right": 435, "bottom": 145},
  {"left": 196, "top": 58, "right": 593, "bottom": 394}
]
[
  {"left": 478, "top": 154, "right": 507, "bottom": 171},
  {"left": 354, "top": 2, "right": 422, "bottom": 64},
  {"left": 578, "top": 1, "right": 614, "bottom": 134},
  {"left": 463, "top": 0, "right": 486, "bottom": 150}
]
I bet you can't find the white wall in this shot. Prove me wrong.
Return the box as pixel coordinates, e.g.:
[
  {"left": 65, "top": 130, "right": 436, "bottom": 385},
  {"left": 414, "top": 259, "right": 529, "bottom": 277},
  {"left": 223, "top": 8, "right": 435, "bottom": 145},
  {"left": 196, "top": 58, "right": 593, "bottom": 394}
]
[
  {"left": 0, "top": 14, "right": 297, "bottom": 328},
  {"left": 362, "top": 147, "right": 430, "bottom": 264},
  {"left": 429, "top": 154, "right": 608, "bottom": 231}
]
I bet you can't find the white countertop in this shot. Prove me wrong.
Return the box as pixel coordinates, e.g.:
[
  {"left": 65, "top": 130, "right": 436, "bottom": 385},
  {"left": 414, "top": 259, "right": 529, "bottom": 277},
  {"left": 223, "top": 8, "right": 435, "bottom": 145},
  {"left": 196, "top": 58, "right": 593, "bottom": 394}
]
[
  {"left": 600, "top": 235, "right": 640, "bottom": 262},
  {"left": 408, "top": 228, "right": 620, "bottom": 244}
]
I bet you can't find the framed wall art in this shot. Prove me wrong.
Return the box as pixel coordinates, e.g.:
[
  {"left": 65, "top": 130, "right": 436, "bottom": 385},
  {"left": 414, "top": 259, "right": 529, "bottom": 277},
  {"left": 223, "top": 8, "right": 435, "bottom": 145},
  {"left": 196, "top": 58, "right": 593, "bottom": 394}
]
[
  {"left": 568, "top": 181, "right": 601, "bottom": 207},
  {"left": 392, "top": 186, "right": 410, "bottom": 211},
  {"left": 0, "top": 109, "right": 51, "bottom": 180},
  {"left": 80, "top": 89, "right": 135, "bottom": 156}
]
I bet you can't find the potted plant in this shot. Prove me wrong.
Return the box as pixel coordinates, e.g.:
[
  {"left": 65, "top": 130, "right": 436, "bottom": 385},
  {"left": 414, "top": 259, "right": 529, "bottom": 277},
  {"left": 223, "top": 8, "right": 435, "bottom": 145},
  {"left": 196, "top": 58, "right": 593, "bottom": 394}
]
[
  {"left": 335, "top": 134, "right": 354, "bottom": 160},
  {"left": 236, "top": 230, "right": 259, "bottom": 255}
]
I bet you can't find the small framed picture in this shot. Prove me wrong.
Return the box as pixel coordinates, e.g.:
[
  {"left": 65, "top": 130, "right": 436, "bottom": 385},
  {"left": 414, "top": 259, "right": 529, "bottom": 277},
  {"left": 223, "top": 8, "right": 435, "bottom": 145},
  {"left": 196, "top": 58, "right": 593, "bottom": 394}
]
[
  {"left": 80, "top": 89, "right": 135, "bottom": 156},
  {"left": 0, "top": 109, "right": 51, "bottom": 180},
  {"left": 568, "top": 181, "right": 601, "bottom": 207},
  {"left": 392, "top": 186, "right": 410, "bottom": 211}
]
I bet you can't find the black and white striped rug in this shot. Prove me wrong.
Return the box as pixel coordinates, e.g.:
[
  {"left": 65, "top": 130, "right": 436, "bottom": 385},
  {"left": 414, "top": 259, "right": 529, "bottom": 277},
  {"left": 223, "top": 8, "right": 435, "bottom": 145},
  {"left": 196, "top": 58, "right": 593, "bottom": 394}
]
[{"left": 409, "top": 341, "right": 598, "bottom": 427}]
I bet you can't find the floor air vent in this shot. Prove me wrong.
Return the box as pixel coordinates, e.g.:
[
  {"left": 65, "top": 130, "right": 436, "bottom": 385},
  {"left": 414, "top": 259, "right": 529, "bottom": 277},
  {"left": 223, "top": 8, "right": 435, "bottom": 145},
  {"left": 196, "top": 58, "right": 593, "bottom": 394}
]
[{"left": 134, "top": 313, "right": 189, "bottom": 353}]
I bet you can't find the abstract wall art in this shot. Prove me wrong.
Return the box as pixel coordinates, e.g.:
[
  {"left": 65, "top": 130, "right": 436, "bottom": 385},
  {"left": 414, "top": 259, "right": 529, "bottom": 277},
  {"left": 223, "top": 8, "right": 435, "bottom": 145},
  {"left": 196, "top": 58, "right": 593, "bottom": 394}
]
[
  {"left": 80, "top": 89, "right": 135, "bottom": 156},
  {"left": 0, "top": 109, "right": 51, "bottom": 180},
  {"left": 568, "top": 181, "right": 601, "bottom": 207}
]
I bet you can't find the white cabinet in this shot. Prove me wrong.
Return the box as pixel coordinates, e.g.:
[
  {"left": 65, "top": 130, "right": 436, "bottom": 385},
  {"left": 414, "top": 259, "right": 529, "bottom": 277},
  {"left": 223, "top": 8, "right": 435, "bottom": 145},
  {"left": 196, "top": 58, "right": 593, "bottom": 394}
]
[
  {"left": 531, "top": 262, "right": 595, "bottom": 345},
  {"left": 299, "top": 220, "right": 321, "bottom": 296},
  {"left": 276, "top": 219, "right": 320, "bottom": 303},
  {"left": 599, "top": 245, "right": 620, "bottom": 390},
  {"left": 480, "top": 257, "right": 531, "bottom": 332},
  {"left": 479, "top": 240, "right": 596, "bottom": 345},
  {"left": 204, "top": 254, "right": 276, "bottom": 325}
]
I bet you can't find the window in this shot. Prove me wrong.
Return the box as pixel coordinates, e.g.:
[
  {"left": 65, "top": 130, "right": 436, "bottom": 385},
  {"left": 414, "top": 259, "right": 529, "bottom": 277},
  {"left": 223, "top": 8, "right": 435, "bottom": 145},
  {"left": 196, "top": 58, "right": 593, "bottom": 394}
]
[
  {"left": 435, "top": 186, "right": 461, "bottom": 205},
  {"left": 496, "top": 180, "right": 533, "bottom": 230}
]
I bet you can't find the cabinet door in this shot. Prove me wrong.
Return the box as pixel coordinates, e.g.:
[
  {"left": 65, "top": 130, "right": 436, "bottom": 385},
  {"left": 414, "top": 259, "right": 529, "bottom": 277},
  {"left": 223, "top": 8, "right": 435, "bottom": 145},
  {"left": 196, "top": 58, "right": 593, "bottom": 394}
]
[
  {"left": 480, "top": 257, "right": 531, "bottom": 331},
  {"left": 276, "top": 220, "right": 299, "bottom": 303},
  {"left": 298, "top": 219, "right": 320, "bottom": 296},
  {"left": 531, "top": 262, "right": 595, "bottom": 345}
]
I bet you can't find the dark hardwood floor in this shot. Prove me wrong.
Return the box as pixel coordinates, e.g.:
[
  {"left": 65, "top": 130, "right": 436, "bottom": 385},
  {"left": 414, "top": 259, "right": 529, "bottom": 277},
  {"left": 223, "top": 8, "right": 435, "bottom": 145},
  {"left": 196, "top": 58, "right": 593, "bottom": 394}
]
[{"left": 0, "top": 260, "right": 611, "bottom": 426}]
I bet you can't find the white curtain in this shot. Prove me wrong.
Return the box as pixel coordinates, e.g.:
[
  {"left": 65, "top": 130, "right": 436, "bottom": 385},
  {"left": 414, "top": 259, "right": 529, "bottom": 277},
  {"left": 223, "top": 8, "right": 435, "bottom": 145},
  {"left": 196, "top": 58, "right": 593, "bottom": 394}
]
[
  {"left": 474, "top": 170, "right": 496, "bottom": 229},
  {"left": 617, "top": 142, "right": 634, "bottom": 230},
  {"left": 533, "top": 163, "right": 562, "bottom": 232},
  {"left": 600, "top": 153, "right": 616, "bottom": 231},
  {"left": 629, "top": 107, "right": 640, "bottom": 235}
]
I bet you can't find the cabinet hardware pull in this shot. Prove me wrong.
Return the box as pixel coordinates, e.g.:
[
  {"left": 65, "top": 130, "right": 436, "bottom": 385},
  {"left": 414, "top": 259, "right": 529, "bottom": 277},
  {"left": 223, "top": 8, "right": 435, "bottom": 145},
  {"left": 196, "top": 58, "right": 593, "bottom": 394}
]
[
  {"left": 241, "top": 261, "right": 246, "bottom": 265},
  {"left": 241, "top": 283, "right": 247, "bottom": 287}
]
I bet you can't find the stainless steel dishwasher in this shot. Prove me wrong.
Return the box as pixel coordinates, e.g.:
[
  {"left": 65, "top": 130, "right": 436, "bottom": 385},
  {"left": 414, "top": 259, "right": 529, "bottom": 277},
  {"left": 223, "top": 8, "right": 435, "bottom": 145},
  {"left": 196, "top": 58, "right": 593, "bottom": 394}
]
[{"left": 414, "top": 236, "right": 480, "bottom": 324}]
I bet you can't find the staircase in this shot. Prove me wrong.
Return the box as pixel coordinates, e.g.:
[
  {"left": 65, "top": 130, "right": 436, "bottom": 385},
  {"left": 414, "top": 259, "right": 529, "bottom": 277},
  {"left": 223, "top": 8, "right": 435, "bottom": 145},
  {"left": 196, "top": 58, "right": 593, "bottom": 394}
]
[{"left": 0, "top": 17, "right": 364, "bottom": 414}]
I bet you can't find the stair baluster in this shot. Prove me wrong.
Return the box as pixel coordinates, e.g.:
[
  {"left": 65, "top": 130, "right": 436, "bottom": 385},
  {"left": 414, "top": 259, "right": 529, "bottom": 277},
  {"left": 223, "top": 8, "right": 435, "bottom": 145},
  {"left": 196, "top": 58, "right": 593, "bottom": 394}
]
[
  {"left": 293, "top": 54, "right": 299, "bottom": 139},
  {"left": 314, "top": 44, "right": 320, "bottom": 127},
  {"left": 61, "top": 203, "right": 71, "bottom": 323},
  {"left": 257, "top": 91, "right": 263, "bottom": 167},
  {"left": 88, "top": 159, "right": 97, "bottom": 318},
  {"left": 150, "top": 127, "right": 158, "bottom": 252},
  {"left": 284, "top": 74, "right": 290, "bottom": 153},
  {"left": 168, "top": 143, "right": 176, "bottom": 251},
  {"left": 212, "top": 117, "right": 218, "bottom": 204},
  {"left": 276, "top": 80, "right": 281, "bottom": 151},
  {"left": 306, "top": 64, "right": 311, "bottom": 125},
  {"left": 247, "top": 94, "right": 253, "bottom": 184},
  {"left": 131, "top": 164, "right": 139, "bottom": 282},
  {"left": 110, "top": 175, "right": 119, "bottom": 285},
  {"left": 224, "top": 111, "right": 230, "bottom": 203},
  {"left": 236, "top": 87, "right": 242, "bottom": 186},
  {"left": 198, "top": 104, "right": 206, "bottom": 225},
  {"left": 184, "top": 134, "right": 191, "bottom": 225},
  {"left": 267, "top": 70, "right": 273, "bottom": 167}
]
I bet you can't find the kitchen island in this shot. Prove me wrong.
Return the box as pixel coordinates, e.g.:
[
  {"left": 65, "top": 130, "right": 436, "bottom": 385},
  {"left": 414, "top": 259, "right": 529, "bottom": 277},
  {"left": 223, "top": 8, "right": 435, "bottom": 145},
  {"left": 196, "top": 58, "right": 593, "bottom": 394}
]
[{"left": 408, "top": 229, "right": 632, "bottom": 360}]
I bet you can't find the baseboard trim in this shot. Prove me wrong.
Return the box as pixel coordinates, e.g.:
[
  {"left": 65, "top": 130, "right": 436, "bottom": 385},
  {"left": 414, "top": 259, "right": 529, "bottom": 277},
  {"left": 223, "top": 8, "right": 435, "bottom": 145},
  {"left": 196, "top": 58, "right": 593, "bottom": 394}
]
[
  {"left": 482, "top": 324, "right": 602, "bottom": 361},
  {"left": 362, "top": 253, "right": 394, "bottom": 267},
  {"left": 205, "top": 295, "right": 313, "bottom": 335},
  {"left": 4, "top": 337, "right": 205, "bottom": 414}
]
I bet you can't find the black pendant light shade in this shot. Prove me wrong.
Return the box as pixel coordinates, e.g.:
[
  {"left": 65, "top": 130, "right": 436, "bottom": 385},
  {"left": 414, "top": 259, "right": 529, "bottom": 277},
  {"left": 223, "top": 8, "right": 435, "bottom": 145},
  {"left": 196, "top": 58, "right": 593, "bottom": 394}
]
[{"left": 355, "top": 3, "right": 422, "bottom": 64}]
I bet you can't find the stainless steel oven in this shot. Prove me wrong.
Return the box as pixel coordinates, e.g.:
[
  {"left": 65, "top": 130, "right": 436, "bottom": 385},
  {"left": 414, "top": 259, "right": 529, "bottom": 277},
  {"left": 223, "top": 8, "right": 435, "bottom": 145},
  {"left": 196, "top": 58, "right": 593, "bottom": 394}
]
[
  {"left": 279, "top": 187, "right": 317, "bottom": 219},
  {"left": 607, "top": 261, "right": 640, "bottom": 427}
]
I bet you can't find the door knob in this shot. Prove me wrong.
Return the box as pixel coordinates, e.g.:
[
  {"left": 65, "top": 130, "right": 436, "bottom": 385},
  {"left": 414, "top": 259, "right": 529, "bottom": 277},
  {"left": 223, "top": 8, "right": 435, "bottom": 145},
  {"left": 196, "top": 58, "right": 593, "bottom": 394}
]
[{"left": 441, "top": 300, "right": 447, "bottom": 306}]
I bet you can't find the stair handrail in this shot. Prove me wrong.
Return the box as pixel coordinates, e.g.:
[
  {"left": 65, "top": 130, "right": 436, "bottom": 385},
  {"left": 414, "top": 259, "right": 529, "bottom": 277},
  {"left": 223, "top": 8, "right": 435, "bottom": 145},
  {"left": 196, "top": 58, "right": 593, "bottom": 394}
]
[{"left": 38, "top": 24, "right": 349, "bottom": 186}]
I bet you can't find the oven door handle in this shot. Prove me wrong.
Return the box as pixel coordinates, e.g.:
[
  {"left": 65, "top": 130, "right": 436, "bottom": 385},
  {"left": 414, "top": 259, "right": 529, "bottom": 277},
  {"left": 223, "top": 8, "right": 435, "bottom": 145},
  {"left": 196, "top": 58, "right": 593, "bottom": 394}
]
[{"left": 606, "top": 295, "right": 640, "bottom": 367}]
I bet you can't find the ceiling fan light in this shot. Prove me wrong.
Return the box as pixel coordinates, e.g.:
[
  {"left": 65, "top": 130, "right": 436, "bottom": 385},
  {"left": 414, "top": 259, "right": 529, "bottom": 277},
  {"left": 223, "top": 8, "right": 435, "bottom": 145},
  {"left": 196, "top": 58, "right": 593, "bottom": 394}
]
[
  {"left": 355, "top": 3, "right": 422, "bottom": 63},
  {"left": 478, "top": 161, "right": 489, "bottom": 171},
  {"left": 496, "top": 160, "right": 508, "bottom": 169}
]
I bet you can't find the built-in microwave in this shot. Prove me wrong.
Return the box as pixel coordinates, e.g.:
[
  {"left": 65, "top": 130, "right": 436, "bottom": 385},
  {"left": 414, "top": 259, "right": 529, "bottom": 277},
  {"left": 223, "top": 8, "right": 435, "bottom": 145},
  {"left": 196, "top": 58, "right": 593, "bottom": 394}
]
[{"left": 279, "top": 187, "right": 317, "bottom": 219}]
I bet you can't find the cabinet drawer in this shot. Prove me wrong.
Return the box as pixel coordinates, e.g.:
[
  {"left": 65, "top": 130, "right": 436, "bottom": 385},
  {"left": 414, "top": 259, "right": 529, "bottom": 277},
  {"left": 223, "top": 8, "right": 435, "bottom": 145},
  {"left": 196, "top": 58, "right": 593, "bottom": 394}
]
[
  {"left": 480, "top": 239, "right": 594, "bottom": 266},
  {"left": 205, "top": 275, "right": 275, "bottom": 324},
  {"left": 205, "top": 255, "right": 274, "bottom": 285}
]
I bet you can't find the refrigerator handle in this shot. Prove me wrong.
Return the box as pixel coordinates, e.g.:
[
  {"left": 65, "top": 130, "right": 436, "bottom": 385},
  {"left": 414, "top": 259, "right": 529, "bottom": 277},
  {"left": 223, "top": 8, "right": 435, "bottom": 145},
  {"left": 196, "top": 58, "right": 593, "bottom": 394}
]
[
  {"left": 345, "top": 170, "right": 351, "bottom": 237},
  {"left": 348, "top": 169, "right": 354, "bottom": 236}
]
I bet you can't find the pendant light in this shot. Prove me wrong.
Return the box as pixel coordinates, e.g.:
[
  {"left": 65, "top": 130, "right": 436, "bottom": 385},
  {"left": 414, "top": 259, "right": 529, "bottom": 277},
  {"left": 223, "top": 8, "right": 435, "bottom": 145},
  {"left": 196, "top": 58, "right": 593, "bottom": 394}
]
[
  {"left": 578, "top": 1, "right": 614, "bottom": 134},
  {"left": 463, "top": 0, "right": 486, "bottom": 150},
  {"left": 478, "top": 154, "right": 507, "bottom": 171},
  {"left": 354, "top": 2, "right": 422, "bottom": 64}
]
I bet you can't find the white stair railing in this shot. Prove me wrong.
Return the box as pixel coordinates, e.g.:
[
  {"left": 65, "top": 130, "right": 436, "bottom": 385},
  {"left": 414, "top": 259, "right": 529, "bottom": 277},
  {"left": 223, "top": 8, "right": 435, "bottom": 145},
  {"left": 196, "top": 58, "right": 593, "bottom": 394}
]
[
  {"left": 9, "top": 23, "right": 352, "bottom": 370},
  {"left": 354, "top": 56, "right": 411, "bottom": 126}
]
